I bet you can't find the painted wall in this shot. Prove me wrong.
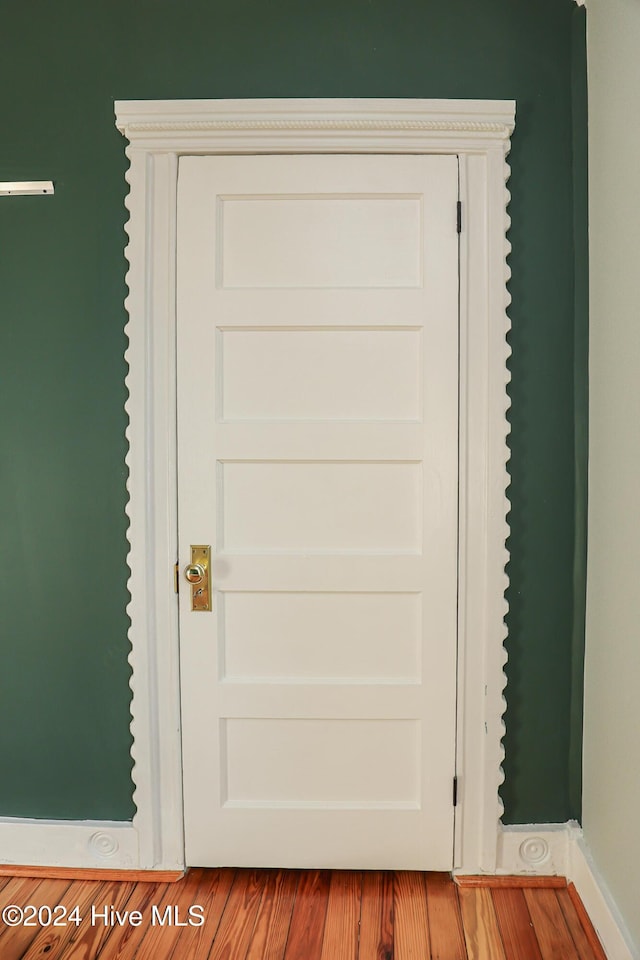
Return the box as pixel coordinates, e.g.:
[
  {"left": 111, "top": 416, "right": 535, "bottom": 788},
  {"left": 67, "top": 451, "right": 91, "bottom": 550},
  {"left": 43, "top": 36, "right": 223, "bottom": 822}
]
[
  {"left": 584, "top": 0, "right": 640, "bottom": 949},
  {"left": 0, "top": 0, "right": 586, "bottom": 826}
]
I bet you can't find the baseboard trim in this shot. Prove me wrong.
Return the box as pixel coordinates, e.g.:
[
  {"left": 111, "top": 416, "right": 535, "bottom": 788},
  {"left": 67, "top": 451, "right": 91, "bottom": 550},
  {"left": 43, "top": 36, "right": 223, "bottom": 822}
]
[
  {"left": 454, "top": 823, "right": 638, "bottom": 960},
  {"left": 569, "top": 834, "right": 638, "bottom": 960},
  {"left": 0, "top": 818, "right": 141, "bottom": 872},
  {"left": 1, "top": 816, "right": 636, "bottom": 957},
  {"left": 0, "top": 865, "right": 183, "bottom": 883},
  {"left": 567, "top": 882, "right": 608, "bottom": 960}
]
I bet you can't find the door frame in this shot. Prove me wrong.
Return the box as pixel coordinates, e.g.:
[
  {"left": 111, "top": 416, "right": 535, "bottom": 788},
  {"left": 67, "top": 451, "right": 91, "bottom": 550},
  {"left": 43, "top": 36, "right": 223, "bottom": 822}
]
[{"left": 114, "top": 97, "right": 515, "bottom": 873}]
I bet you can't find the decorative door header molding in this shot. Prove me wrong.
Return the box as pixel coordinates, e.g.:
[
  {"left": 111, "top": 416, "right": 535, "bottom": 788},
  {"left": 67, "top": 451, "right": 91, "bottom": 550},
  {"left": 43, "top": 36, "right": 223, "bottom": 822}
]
[{"left": 115, "top": 98, "right": 515, "bottom": 151}]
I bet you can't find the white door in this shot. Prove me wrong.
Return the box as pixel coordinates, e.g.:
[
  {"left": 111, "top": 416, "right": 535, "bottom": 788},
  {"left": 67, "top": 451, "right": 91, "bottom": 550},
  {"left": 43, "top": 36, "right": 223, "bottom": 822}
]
[{"left": 177, "top": 153, "right": 459, "bottom": 870}]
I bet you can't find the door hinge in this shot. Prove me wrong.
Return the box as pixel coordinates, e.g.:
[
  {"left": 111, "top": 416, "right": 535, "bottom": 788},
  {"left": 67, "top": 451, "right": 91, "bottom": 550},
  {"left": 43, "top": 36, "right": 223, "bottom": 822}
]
[
  {"left": 174, "top": 561, "right": 179, "bottom": 594},
  {"left": 456, "top": 201, "right": 462, "bottom": 234},
  {"left": 453, "top": 775, "right": 459, "bottom": 806}
]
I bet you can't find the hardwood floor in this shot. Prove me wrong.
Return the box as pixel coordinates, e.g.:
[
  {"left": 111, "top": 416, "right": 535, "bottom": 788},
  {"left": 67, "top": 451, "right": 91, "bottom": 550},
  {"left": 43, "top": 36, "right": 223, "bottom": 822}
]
[{"left": 0, "top": 869, "right": 607, "bottom": 959}]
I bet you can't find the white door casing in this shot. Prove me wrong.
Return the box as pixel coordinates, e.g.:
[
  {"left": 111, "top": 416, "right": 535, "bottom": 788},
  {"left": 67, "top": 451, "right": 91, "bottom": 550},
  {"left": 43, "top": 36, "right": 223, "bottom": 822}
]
[
  {"left": 177, "top": 153, "right": 459, "bottom": 868},
  {"left": 114, "top": 99, "right": 514, "bottom": 873}
]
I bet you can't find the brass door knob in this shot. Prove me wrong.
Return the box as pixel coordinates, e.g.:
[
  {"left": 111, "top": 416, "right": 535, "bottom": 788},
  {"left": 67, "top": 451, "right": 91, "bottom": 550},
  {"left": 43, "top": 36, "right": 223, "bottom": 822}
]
[{"left": 184, "top": 563, "right": 206, "bottom": 585}]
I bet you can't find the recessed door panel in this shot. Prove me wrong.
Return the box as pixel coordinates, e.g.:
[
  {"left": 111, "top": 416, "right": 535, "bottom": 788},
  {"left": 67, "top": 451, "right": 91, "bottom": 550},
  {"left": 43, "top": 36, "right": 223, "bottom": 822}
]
[
  {"left": 220, "top": 461, "right": 421, "bottom": 553},
  {"left": 220, "top": 327, "right": 422, "bottom": 422},
  {"left": 222, "top": 591, "right": 422, "bottom": 682},
  {"left": 223, "top": 718, "right": 420, "bottom": 807},
  {"left": 219, "top": 195, "right": 422, "bottom": 288}
]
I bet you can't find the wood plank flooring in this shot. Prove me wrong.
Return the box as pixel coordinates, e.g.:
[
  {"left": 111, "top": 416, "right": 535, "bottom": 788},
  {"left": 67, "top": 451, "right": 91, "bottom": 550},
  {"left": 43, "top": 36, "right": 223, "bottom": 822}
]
[{"left": 0, "top": 870, "right": 607, "bottom": 959}]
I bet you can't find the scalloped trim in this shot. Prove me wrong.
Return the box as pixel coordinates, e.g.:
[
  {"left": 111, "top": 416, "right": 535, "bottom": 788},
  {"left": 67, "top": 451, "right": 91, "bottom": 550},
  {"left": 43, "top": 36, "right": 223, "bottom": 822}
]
[
  {"left": 121, "top": 140, "right": 139, "bottom": 838},
  {"left": 499, "top": 150, "right": 513, "bottom": 821}
]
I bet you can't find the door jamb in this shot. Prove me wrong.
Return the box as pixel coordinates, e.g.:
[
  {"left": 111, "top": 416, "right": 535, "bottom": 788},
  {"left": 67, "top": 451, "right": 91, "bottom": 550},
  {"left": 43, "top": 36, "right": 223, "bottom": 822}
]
[{"left": 114, "top": 97, "right": 515, "bottom": 872}]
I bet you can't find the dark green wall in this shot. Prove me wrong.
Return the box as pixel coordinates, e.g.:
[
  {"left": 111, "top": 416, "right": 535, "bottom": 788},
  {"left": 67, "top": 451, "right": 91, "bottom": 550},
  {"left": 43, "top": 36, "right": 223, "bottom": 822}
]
[{"left": 0, "top": 0, "right": 587, "bottom": 824}]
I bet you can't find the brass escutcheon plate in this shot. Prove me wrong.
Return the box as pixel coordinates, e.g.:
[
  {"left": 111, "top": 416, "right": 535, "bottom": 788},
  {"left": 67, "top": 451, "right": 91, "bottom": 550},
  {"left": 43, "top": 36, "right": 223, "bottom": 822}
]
[{"left": 188, "top": 544, "right": 211, "bottom": 612}]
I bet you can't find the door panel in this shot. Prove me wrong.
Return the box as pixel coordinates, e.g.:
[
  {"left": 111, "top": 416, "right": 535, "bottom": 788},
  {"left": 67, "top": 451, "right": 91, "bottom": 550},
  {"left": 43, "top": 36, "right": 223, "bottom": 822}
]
[
  {"left": 177, "top": 154, "right": 459, "bottom": 869},
  {"left": 222, "top": 591, "right": 421, "bottom": 682},
  {"left": 223, "top": 718, "right": 419, "bottom": 806},
  {"left": 218, "top": 195, "right": 421, "bottom": 288},
  {"left": 221, "top": 460, "right": 421, "bottom": 553},
  {"left": 220, "top": 327, "right": 422, "bottom": 421}
]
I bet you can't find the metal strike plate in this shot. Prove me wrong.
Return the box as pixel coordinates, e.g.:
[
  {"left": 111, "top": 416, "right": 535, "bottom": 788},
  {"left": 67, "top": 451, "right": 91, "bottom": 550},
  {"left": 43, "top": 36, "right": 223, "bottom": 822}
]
[{"left": 185, "top": 545, "right": 211, "bottom": 612}]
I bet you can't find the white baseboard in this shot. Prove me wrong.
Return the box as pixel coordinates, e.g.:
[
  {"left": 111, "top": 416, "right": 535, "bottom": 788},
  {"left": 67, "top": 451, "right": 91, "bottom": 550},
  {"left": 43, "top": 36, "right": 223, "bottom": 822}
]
[
  {"left": 0, "top": 818, "right": 139, "bottom": 871},
  {"left": 569, "top": 834, "right": 639, "bottom": 960},
  {"left": 481, "top": 823, "right": 638, "bottom": 960},
  {"left": 0, "top": 816, "right": 637, "bottom": 958}
]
